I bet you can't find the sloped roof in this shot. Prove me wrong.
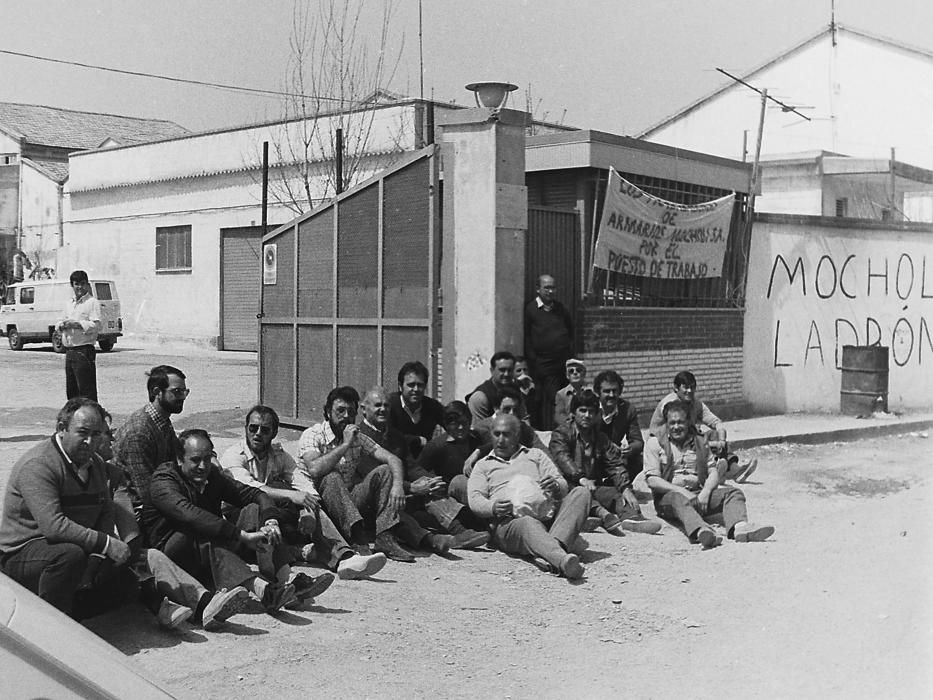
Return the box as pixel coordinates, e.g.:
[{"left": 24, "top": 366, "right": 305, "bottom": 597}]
[
  {"left": 0, "top": 101, "right": 188, "bottom": 150},
  {"left": 24, "top": 157, "right": 70, "bottom": 184},
  {"left": 638, "top": 23, "right": 933, "bottom": 138}
]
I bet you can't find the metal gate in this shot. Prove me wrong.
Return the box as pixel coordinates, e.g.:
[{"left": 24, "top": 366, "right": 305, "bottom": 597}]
[
  {"left": 525, "top": 205, "right": 582, "bottom": 344},
  {"left": 259, "top": 146, "right": 440, "bottom": 426}
]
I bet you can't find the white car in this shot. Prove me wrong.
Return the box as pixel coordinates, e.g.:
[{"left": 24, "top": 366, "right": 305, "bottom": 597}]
[{"left": 1, "top": 279, "right": 123, "bottom": 352}]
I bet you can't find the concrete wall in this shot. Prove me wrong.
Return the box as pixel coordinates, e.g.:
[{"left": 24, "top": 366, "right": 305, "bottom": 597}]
[
  {"left": 19, "top": 163, "right": 60, "bottom": 263},
  {"left": 581, "top": 307, "right": 745, "bottom": 417},
  {"left": 744, "top": 214, "right": 933, "bottom": 412},
  {"left": 646, "top": 31, "right": 933, "bottom": 169}
]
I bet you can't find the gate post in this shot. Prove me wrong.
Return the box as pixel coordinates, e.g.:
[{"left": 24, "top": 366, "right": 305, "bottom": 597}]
[{"left": 437, "top": 107, "right": 528, "bottom": 403}]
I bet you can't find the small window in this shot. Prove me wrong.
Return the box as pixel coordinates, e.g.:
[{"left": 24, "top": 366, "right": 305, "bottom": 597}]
[
  {"left": 835, "top": 198, "right": 848, "bottom": 217},
  {"left": 4, "top": 287, "right": 15, "bottom": 304},
  {"left": 20, "top": 287, "right": 35, "bottom": 304},
  {"left": 881, "top": 209, "right": 892, "bottom": 222},
  {"left": 94, "top": 282, "right": 113, "bottom": 300},
  {"left": 156, "top": 225, "right": 192, "bottom": 273}
]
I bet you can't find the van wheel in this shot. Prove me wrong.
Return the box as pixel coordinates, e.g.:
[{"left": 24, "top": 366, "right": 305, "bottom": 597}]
[
  {"left": 98, "top": 338, "right": 115, "bottom": 352},
  {"left": 51, "top": 330, "right": 65, "bottom": 353},
  {"left": 8, "top": 328, "right": 23, "bottom": 351}
]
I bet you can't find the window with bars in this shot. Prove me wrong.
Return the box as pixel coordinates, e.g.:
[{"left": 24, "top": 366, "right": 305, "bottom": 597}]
[
  {"left": 155, "top": 225, "right": 192, "bottom": 273},
  {"left": 587, "top": 171, "right": 751, "bottom": 309}
]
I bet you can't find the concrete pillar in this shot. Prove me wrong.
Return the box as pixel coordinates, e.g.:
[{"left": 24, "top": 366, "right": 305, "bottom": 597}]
[{"left": 438, "top": 107, "right": 528, "bottom": 403}]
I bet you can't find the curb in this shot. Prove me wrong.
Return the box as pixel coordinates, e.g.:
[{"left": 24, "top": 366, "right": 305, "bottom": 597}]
[{"left": 731, "top": 419, "right": 933, "bottom": 450}]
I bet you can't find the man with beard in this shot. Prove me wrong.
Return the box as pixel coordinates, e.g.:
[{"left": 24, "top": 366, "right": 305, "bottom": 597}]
[
  {"left": 113, "top": 365, "right": 188, "bottom": 510},
  {"left": 146, "top": 430, "right": 334, "bottom": 615},
  {"left": 387, "top": 361, "right": 445, "bottom": 459},
  {"left": 592, "top": 370, "right": 645, "bottom": 485},
  {"left": 221, "top": 405, "right": 386, "bottom": 580},
  {"left": 645, "top": 401, "right": 774, "bottom": 549},
  {"left": 298, "top": 386, "right": 436, "bottom": 563},
  {"left": 358, "top": 388, "right": 488, "bottom": 550}
]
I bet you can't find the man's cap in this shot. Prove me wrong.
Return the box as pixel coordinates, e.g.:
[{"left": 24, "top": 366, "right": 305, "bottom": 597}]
[{"left": 565, "top": 358, "right": 585, "bottom": 369}]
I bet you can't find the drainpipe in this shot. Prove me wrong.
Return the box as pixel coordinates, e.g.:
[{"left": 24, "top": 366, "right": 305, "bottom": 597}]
[{"left": 57, "top": 182, "right": 64, "bottom": 247}]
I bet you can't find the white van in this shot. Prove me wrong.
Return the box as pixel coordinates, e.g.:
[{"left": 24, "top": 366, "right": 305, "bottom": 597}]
[{"left": 1, "top": 279, "right": 123, "bottom": 352}]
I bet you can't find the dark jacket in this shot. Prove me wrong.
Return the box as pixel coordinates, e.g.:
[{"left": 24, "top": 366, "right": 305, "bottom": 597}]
[
  {"left": 387, "top": 392, "right": 444, "bottom": 458},
  {"left": 597, "top": 400, "right": 644, "bottom": 456},
  {"left": 143, "top": 460, "right": 275, "bottom": 551},
  {"left": 548, "top": 422, "right": 631, "bottom": 490}
]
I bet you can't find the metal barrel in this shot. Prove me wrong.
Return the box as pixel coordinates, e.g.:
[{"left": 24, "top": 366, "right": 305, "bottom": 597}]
[{"left": 840, "top": 345, "right": 889, "bottom": 415}]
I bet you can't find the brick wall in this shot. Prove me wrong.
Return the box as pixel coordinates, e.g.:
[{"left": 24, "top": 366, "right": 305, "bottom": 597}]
[{"left": 580, "top": 307, "right": 746, "bottom": 417}]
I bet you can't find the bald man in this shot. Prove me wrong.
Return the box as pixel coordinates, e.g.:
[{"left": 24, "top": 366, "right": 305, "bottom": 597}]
[
  {"left": 467, "top": 414, "right": 590, "bottom": 579},
  {"left": 524, "top": 273, "right": 574, "bottom": 429}
]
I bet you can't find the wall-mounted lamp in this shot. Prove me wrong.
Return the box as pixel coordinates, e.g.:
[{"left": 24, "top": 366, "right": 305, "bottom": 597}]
[{"left": 465, "top": 81, "right": 518, "bottom": 111}]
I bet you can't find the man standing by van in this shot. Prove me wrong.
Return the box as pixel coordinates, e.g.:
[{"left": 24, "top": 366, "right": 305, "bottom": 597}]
[{"left": 57, "top": 270, "right": 101, "bottom": 401}]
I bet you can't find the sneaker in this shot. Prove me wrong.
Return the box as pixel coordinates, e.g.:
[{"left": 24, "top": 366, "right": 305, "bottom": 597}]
[
  {"left": 733, "top": 522, "right": 774, "bottom": 542},
  {"left": 450, "top": 529, "right": 490, "bottom": 549},
  {"left": 696, "top": 528, "right": 720, "bottom": 549},
  {"left": 261, "top": 582, "right": 297, "bottom": 613},
  {"left": 337, "top": 552, "right": 388, "bottom": 580},
  {"left": 621, "top": 515, "right": 663, "bottom": 535},
  {"left": 601, "top": 514, "right": 626, "bottom": 537},
  {"left": 202, "top": 586, "right": 250, "bottom": 631},
  {"left": 558, "top": 553, "right": 585, "bottom": 580},
  {"left": 374, "top": 533, "right": 416, "bottom": 562},
  {"left": 286, "top": 572, "right": 335, "bottom": 609},
  {"left": 425, "top": 533, "right": 454, "bottom": 554},
  {"left": 735, "top": 458, "right": 759, "bottom": 484},
  {"left": 156, "top": 598, "right": 193, "bottom": 630},
  {"left": 582, "top": 516, "right": 601, "bottom": 533}
]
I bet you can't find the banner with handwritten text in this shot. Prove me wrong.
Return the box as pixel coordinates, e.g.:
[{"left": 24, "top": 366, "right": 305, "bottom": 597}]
[{"left": 593, "top": 168, "right": 735, "bottom": 279}]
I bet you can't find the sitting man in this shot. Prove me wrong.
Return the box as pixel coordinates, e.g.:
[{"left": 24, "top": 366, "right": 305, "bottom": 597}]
[
  {"left": 0, "top": 398, "right": 132, "bottom": 618},
  {"left": 298, "top": 386, "right": 445, "bottom": 563},
  {"left": 358, "top": 388, "right": 488, "bottom": 550},
  {"left": 550, "top": 390, "right": 661, "bottom": 536},
  {"left": 145, "top": 429, "right": 333, "bottom": 615},
  {"left": 553, "top": 358, "right": 588, "bottom": 428},
  {"left": 220, "top": 405, "right": 386, "bottom": 580},
  {"left": 417, "top": 400, "right": 483, "bottom": 504},
  {"left": 468, "top": 414, "right": 591, "bottom": 580},
  {"left": 593, "top": 370, "right": 645, "bottom": 484},
  {"left": 387, "top": 361, "right": 445, "bottom": 459},
  {"left": 645, "top": 400, "right": 774, "bottom": 549},
  {"left": 513, "top": 356, "right": 540, "bottom": 428},
  {"left": 471, "top": 386, "right": 550, "bottom": 459},
  {"left": 466, "top": 350, "right": 516, "bottom": 428},
  {"left": 648, "top": 370, "right": 757, "bottom": 482}
]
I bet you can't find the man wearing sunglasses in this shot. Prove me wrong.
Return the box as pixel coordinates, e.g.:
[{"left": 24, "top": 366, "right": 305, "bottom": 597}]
[
  {"left": 221, "top": 405, "right": 387, "bottom": 580},
  {"left": 113, "top": 365, "right": 189, "bottom": 511},
  {"left": 553, "top": 358, "right": 589, "bottom": 428}
]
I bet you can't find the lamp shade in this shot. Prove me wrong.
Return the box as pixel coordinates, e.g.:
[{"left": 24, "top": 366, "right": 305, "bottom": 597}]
[{"left": 465, "top": 81, "right": 518, "bottom": 110}]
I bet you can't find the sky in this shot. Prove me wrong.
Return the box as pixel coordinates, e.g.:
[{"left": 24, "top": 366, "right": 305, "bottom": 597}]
[{"left": 1, "top": 0, "right": 931, "bottom": 138}]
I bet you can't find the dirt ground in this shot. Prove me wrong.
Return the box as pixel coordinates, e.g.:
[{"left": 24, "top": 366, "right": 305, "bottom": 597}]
[{"left": 1, "top": 344, "right": 931, "bottom": 699}]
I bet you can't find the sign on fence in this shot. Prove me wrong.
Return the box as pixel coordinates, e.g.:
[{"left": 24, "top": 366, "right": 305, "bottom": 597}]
[{"left": 593, "top": 168, "right": 734, "bottom": 279}]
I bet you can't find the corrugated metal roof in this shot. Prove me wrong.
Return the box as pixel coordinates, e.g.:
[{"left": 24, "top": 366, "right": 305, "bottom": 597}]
[{"left": 0, "top": 101, "right": 188, "bottom": 150}]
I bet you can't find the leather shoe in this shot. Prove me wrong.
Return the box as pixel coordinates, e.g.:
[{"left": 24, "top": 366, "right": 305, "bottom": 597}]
[
  {"left": 261, "top": 581, "right": 297, "bottom": 613},
  {"left": 374, "top": 533, "right": 416, "bottom": 562},
  {"left": 286, "top": 572, "right": 334, "bottom": 609},
  {"left": 202, "top": 586, "right": 249, "bottom": 631},
  {"left": 425, "top": 533, "right": 454, "bottom": 554}
]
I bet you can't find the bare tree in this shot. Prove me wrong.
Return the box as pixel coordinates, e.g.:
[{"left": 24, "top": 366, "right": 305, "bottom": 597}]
[{"left": 261, "top": 0, "right": 407, "bottom": 215}]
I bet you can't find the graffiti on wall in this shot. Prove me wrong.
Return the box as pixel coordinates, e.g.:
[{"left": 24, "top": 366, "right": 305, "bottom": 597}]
[{"left": 767, "top": 252, "right": 933, "bottom": 369}]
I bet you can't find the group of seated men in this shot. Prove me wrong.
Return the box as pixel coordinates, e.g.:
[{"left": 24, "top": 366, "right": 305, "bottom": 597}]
[{"left": 0, "top": 356, "right": 773, "bottom": 630}]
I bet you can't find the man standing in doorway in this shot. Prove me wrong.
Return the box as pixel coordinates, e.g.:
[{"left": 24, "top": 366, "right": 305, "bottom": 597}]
[
  {"left": 57, "top": 270, "right": 101, "bottom": 401},
  {"left": 524, "top": 274, "right": 574, "bottom": 430}
]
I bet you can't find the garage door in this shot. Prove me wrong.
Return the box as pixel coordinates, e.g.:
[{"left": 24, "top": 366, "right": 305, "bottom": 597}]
[{"left": 220, "top": 227, "right": 263, "bottom": 351}]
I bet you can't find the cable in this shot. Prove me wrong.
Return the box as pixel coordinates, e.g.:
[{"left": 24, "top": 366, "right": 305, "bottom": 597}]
[{"left": 0, "top": 47, "right": 355, "bottom": 105}]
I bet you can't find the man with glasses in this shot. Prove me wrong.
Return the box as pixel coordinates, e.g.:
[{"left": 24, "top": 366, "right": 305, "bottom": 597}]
[
  {"left": 221, "top": 405, "right": 387, "bottom": 580},
  {"left": 56, "top": 270, "right": 101, "bottom": 401},
  {"left": 553, "top": 359, "right": 589, "bottom": 428},
  {"left": 113, "top": 365, "right": 188, "bottom": 511}
]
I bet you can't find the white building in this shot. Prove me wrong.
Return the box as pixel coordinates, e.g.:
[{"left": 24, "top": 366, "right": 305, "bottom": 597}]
[{"left": 639, "top": 23, "right": 933, "bottom": 211}]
